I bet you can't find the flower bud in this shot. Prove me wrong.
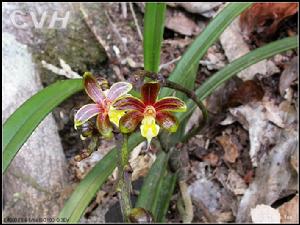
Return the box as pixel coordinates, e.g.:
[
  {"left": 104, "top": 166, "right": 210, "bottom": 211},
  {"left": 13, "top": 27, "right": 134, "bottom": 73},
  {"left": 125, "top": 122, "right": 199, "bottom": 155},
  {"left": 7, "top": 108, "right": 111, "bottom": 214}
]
[
  {"left": 80, "top": 121, "right": 95, "bottom": 139},
  {"left": 128, "top": 207, "right": 154, "bottom": 223}
]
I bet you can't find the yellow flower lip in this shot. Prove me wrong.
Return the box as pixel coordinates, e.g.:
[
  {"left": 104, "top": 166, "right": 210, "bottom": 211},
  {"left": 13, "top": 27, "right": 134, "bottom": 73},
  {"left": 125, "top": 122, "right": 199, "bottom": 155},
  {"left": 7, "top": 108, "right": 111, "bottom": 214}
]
[
  {"left": 113, "top": 82, "right": 187, "bottom": 145},
  {"left": 140, "top": 115, "right": 160, "bottom": 146}
]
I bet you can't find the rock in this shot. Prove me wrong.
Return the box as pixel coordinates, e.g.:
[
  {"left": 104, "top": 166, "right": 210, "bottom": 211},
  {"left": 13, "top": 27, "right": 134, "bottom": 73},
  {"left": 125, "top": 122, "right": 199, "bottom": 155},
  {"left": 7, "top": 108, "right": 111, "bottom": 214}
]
[
  {"left": 80, "top": 205, "right": 107, "bottom": 223},
  {"left": 2, "top": 32, "right": 67, "bottom": 218},
  {"left": 168, "top": 3, "right": 224, "bottom": 18},
  {"left": 216, "top": 134, "right": 241, "bottom": 164},
  {"left": 250, "top": 204, "right": 280, "bottom": 223},
  {"left": 2, "top": 2, "right": 107, "bottom": 86},
  {"left": 236, "top": 129, "right": 298, "bottom": 222},
  {"left": 165, "top": 8, "right": 201, "bottom": 36},
  {"left": 220, "top": 18, "right": 280, "bottom": 81},
  {"left": 188, "top": 178, "right": 222, "bottom": 213}
]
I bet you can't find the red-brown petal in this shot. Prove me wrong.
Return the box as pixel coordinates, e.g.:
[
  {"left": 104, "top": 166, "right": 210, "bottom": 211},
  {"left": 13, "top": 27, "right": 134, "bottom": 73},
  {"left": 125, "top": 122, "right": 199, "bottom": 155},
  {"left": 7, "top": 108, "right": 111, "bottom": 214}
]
[
  {"left": 96, "top": 113, "right": 113, "bottom": 139},
  {"left": 119, "top": 111, "right": 143, "bottom": 133},
  {"left": 141, "top": 82, "right": 160, "bottom": 105},
  {"left": 113, "top": 96, "right": 145, "bottom": 112},
  {"left": 156, "top": 111, "right": 178, "bottom": 133},
  {"left": 83, "top": 72, "right": 106, "bottom": 104},
  {"left": 154, "top": 97, "right": 187, "bottom": 112}
]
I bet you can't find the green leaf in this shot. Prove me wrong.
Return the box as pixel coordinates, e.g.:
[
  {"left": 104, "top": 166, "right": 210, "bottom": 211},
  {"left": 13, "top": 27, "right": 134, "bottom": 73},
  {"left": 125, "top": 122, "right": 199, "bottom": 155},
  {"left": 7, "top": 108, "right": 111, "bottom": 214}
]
[
  {"left": 59, "top": 133, "right": 144, "bottom": 223},
  {"left": 58, "top": 10, "right": 297, "bottom": 225},
  {"left": 135, "top": 151, "right": 168, "bottom": 212},
  {"left": 180, "top": 36, "right": 298, "bottom": 124},
  {"left": 144, "top": 3, "right": 166, "bottom": 73},
  {"left": 165, "top": 63, "right": 198, "bottom": 145},
  {"left": 159, "top": 3, "right": 252, "bottom": 98},
  {"left": 3, "top": 79, "right": 83, "bottom": 173},
  {"left": 152, "top": 172, "right": 177, "bottom": 222},
  {"left": 57, "top": 35, "right": 297, "bottom": 221}
]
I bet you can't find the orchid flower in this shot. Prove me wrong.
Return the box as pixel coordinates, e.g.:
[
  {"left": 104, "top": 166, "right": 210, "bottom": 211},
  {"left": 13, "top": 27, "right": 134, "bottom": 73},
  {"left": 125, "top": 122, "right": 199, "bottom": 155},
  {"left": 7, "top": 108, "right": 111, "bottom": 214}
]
[
  {"left": 113, "top": 82, "right": 187, "bottom": 144},
  {"left": 74, "top": 72, "right": 132, "bottom": 139}
]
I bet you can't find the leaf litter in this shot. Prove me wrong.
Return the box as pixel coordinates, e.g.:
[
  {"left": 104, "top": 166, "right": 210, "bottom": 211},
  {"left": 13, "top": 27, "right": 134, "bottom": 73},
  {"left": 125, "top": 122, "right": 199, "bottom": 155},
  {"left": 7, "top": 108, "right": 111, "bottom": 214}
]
[{"left": 59, "top": 3, "right": 298, "bottom": 223}]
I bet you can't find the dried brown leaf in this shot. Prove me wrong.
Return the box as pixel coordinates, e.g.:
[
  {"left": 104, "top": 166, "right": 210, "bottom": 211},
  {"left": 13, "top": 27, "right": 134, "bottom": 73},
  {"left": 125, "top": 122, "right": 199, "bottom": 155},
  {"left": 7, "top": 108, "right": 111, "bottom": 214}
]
[
  {"left": 229, "top": 101, "right": 282, "bottom": 166},
  {"left": 217, "top": 134, "right": 240, "bottom": 163},
  {"left": 226, "top": 170, "right": 247, "bottom": 195},
  {"left": 279, "top": 195, "right": 299, "bottom": 223},
  {"left": 279, "top": 56, "right": 298, "bottom": 99},
  {"left": 240, "top": 3, "right": 298, "bottom": 37},
  {"left": 165, "top": 8, "right": 201, "bottom": 36},
  {"left": 243, "top": 170, "right": 254, "bottom": 185},
  {"left": 203, "top": 152, "right": 219, "bottom": 167},
  {"left": 236, "top": 129, "right": 298, "bottom": 222},
  {"left": 228, "top": 80, "right": 264, "bottom": 107},
  {"left": 220, "top": 18, "right": 279, "bottom": 80}
]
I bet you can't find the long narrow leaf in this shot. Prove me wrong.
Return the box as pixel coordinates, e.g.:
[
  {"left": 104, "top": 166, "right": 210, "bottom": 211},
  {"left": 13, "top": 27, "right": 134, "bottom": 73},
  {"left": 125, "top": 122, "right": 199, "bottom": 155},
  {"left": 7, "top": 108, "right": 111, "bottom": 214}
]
[
  {"left": 166, "top": 63, "right": 198, "bottom": 145},
  {"left": 150, "top": 36, "right": 298, "bottom": 222},
  {"left": 144, "top": 3, "right": 166, "bottom": 73},
  {"left": 159, "top": 3, "right": 252, "bottom": 98},
  {"left": 180, "top": 36, "right": 298, "bottom": 124},
  {"left": 152, "top": 172, "right": 177, "bottom": 222},
  {"left": 3, "top": 79, "right": 83, "bottom": 173},
  {"left": 136, "top": 3, "right": 253, "bottom": 220},
  {"left": 57, "top": 36, "right": 297, "bottom": 223},
  {"left": 135, "top": 151, "right": 168, "bottom": 211},
  {"left": 58, "top": 11, "right": 297, "bottom": 225},
  {"left": 59, "top": 133, "right": 144, "bottom": 223}
]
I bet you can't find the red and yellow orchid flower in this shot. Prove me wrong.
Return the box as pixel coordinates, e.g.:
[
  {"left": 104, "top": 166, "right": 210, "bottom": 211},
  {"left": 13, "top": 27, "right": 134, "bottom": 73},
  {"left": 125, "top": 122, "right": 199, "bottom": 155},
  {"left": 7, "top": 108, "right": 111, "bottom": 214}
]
[
  {"left": 74, "top": 72, "right": 132, "bottom": 139},
  {"left": 113, "top": 82, "right": 186, "bottom": 144}
]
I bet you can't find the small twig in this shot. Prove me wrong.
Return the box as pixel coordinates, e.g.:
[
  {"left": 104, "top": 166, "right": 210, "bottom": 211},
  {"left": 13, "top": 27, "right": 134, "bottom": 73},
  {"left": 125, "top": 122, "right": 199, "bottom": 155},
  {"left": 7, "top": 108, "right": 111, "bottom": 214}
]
[
  {"left": 177, "top": 197, "right": 186, "bottom": 222},
  {"left": 159, "top": 56, "right": 181, "bottom": 71},
  {"left": 121, "top": 3, "right": 127, "bottom": 19},
  {"left": 80, "top": 4, "right": 112, "bottom": 59},
  {"left": 179, "top": 180, "right": 194, "bottom": 223},
  {"left": 112, "top": 65, "right": 125, "bottom": 81},
  {"left": 129, "top": 2, "right": 143, "bottom": 41},
  {"left": 105, "top": 11, "right": 129, "bottom": 53},
  {"left": 41, "top": 59, "right": 81, "bottom": 79}
]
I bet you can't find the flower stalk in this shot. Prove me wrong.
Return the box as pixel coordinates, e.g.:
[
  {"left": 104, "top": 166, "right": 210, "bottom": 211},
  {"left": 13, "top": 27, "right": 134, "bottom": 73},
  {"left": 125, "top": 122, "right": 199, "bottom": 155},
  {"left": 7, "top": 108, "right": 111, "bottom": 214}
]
[{"left": 117, "top": 133, "right": 132, "bottom": 222}]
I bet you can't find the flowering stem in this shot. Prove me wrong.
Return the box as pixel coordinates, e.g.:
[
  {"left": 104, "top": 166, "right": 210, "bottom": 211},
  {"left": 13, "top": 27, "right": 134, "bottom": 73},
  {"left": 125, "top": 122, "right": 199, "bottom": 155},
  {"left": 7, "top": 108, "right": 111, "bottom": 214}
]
[
  {"left": 117, "top": 133, "right": 132, "bottom": 222},
  {"left": 133, "top": 70, "right": 208, "bottom": 138}
]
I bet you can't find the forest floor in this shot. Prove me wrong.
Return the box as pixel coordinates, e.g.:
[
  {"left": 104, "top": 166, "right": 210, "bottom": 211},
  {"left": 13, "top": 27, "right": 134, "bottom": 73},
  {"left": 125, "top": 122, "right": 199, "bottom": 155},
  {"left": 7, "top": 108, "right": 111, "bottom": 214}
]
[
  {"left": 4, "top": 2, "right": 298, "bottom": 223},
  {"left": 55, "top": 3, "right": 298, "bottom": 223}
]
